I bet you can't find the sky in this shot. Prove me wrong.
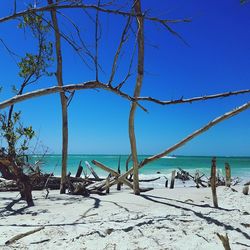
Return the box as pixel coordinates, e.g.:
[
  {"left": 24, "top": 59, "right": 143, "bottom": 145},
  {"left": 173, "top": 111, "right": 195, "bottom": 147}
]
[{"left": 0, "top": 0, "right": 250, "bottom": 156}]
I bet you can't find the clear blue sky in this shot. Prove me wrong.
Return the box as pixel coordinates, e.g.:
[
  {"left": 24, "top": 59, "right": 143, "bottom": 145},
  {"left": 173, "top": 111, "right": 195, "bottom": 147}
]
[{"left": 0, "top": 0, "right": 250, "bottom": 156}]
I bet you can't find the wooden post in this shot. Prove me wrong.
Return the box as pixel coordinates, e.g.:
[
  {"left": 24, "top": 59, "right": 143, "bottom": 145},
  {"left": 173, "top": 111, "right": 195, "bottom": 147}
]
[
  {"left": 211, "top": 157, "right": 218, "bottom": 208},
  {"left": 105, "top": 175, "right": 110, "bottom": 194},
  {"left": 165, "top": 179, "right": 168, "bottom": 188},
  {"left": 75, "top": 160, "right": 83, "bottom": 178},
  {"left": 170, "top": 170, "right": 176, "bottom": 189},
  {"left": 117, "top": 156, "right": 121, "bottom": 190},
  {"left": 225, "top": 163, "right": 231, "bottom": 187},
  {"left": 243, "top": 185, "right": 249, "bottom": 195}
]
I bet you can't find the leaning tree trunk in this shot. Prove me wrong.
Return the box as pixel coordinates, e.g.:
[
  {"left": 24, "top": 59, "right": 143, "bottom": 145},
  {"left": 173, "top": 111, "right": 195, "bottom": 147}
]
[
  {"left": 0, "top": 159, "right": 34, "bottom": 206},
  {"left": 129, "top": 0, "right": 144, "bottom": 195},
  {"left": 48, "top": 0, "right": 68, "bottom": 194}
]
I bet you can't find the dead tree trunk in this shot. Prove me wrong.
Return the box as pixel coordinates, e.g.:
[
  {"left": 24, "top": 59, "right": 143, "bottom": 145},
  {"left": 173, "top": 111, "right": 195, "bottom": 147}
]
[
  {"left": 211, "top": 157, "right": 218, "bottom": 208},
  {"left": 170, "top": 170, "right": 176, "bottom": 189},
  {"left": 48, "top": 0, "right": 68, "bottom": 194},
  {"left": 0, "top": 159, "right": 34, "bottom": 206},
  {"left": 225, "top": 163, "right": 231, "bottom": 187},
  {"left": 128, "top": 0, "right": 144, "bottom": 195}
]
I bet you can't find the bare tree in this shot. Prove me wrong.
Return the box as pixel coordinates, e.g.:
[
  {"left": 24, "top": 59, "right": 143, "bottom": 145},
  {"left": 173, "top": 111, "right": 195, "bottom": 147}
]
[
  {"left": 48, "top": 0, "right": 68, "bottom": 194},
  {"left": 129, "top": 0, "right": 144, "bottom": 195}
]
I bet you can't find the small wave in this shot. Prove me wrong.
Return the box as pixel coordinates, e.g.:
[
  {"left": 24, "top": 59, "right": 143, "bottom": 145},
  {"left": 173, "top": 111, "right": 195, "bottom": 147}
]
[{"left": 161, "top": 156, "right": 176, "bottom": 159}]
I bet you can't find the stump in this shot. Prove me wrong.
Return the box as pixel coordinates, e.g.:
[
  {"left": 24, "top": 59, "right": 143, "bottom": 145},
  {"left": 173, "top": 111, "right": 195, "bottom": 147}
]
[
  {"left": 225, "top": 163, "right": 231, "bottom": 187},
  {"left": 170, "top": 170, "right": 176, "bottom": 189},
  {"left": 211, "top": 158, "right": 218, "bottom": 208}
]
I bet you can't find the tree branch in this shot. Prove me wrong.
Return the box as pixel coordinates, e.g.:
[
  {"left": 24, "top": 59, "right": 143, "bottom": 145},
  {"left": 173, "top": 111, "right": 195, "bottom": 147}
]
[
  {"left": 136, "top": 89, "right": 250, "bottom": 105},
  {"left": 0, "top": 3, "right": 190, "bottom": 26}
]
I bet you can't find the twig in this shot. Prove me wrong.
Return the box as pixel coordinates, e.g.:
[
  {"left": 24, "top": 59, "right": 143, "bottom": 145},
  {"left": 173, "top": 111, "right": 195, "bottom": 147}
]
[
  {"left": 5, "top": 226, "right": 45, "bottom": 245},
  {"left": 109, "top": 15, "right": 132, "bottom": 85}
]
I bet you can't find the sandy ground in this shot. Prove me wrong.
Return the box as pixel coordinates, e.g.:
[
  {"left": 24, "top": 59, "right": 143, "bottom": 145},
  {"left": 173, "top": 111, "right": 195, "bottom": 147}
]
[{"left": 0, "top": 186, "right": 249, "bottom": 250}]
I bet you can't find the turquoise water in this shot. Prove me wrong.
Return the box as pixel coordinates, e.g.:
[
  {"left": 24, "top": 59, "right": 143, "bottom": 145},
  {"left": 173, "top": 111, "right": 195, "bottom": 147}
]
[{"left": 29, "top": 154, "right": 250, "bottom": 182}]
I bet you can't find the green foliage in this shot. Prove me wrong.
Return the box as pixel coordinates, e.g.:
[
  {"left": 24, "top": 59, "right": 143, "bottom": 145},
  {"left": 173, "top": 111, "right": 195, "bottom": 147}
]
[
  {"left": 17, "top": 12, "right": 54, "bottom": 80},
  {"left": 0, "top": 111, "right": 35, "bottom": 159}
]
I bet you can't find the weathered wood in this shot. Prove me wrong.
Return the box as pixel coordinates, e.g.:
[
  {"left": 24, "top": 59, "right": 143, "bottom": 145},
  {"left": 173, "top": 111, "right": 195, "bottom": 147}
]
[
  {"left": 216, "top": 233, "right": 231, "bottom": 250},
  {"left": 225, "top": 163, "right": 231, "bottom": 187},
  {"left": 117, "top": 156, "right": 121, "bottom": 191},
  {"left": 139, "top": 177, "right": 161, "bottom": 182},
  {"left": 85, "top": 161, "right": 101, "bottom": 180},
  {"left": 243, "top": 185, "right": 249, "bottom": 195},
  {"left": 211, "top": 158, "right": 218, "bottom": 208},
  {"left": 48, "top": 0, "right": 68, "bottom": 194},
  {"left": 5, "top": 226, "right": 45, "bottom": 245},
  {"left": 106, "top": 175, "right": 110, "bottom": 194},
  {"left": 128, "top": 0, "right": 144, "bottom": 196},
  {"left": 125, "top": 154, "right": 132, "bottom": 172},
  {"left": 165, "top": 177, "right": 168, "bottom": 188},
  {"left": 170, "top": 170, "right": 176, "bottom": 189},
  {"left": 91, "top": 160, "right": 134, "bottom": 189},
  {"left": 75, "top": 161, "right": 83, "bottom": 178}
]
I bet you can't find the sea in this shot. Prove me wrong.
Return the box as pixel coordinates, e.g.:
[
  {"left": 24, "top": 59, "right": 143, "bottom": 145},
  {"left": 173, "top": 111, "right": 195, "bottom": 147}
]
[{"left": 28, "top": 155, "right": 250, "bottom": 188}]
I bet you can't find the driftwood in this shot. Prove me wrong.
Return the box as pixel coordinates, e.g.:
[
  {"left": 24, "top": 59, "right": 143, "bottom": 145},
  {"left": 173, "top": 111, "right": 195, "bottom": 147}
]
[
  {"left": 0, "top": 158, "right": 34, "bottom": 206},
  {"left": 176, "top": 169, "right": 190, "bottom": 181},
  {"left": 170, "top": 170, "right": 176, "bottom": 189},
  {"left": 177, "top": 168, "right": 207, "bottom": 188},
  {"left": 106, "top": 174, "right": 111, "bottom": 194},
  {"left": 225, "top": 163, "right": 231, "bottom": 187},
  {"left": 5, "top": 226, "right": 45, "bottom": 245},
  {"left": 92, "top": 160, "right": 134, "bottom": 189},
  {"left": 243, "top": 185, "right": 249, "bottom": 195},
  {"left": 117, "top": 156, "right": 121, "bottom": 191},
  {"left": 85, "top": 161, "right": 101, "bottom": 180},
  {"left": 75, "top": 161, "right": 83, "bottom": 178},
  {"left": 139, "top": 177, "right": 161, "bottom": 182},
  {"left": 0, "top": 173, "right": 95, "bottom": 192},
  {"left": 211, "top": 158, "right": 218, "bottom": 208},
  {"left": 216, "top": 233, "right": 231, "bottom": 250}
]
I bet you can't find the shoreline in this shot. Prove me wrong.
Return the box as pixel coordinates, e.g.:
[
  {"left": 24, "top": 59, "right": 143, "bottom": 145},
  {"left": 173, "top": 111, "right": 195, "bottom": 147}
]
[{"left": 1, "top": 185, "right": 249, "bottom": 249}]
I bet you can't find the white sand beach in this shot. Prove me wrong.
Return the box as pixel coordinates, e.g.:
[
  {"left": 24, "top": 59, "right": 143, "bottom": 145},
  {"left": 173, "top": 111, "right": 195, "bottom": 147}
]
[{"left": 0, "top": 186, "right": 249, "bottom": 250}]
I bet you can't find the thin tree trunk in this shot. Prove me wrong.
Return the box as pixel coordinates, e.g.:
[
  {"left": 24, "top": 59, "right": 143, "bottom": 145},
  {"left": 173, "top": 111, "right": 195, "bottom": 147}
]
[
  {"left": 48, "top": 0, "right": 68, "bottom": 194},
  {"left": 129, "top": 0, "right": 144, "bottom": 195}
]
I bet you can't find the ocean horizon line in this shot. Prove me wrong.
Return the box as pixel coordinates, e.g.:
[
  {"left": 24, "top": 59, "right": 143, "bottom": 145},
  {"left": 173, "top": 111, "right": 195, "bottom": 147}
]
[{"left": 28, "top": 154, "right": 250, "bottom": 158}]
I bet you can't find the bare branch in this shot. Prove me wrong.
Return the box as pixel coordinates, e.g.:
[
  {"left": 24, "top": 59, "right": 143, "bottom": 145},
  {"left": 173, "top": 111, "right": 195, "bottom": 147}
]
[
  {"left": 0, "top": 81, "right": 145, "bottom": 111},
  {"left": 0, "top": 3, "right": 190, "bottom": 26},
  {"left": 161, "top": 22, "right": 189, "bottom": 46},
  {"left": 95, "top": 0, "right": 101, "bottom": 81},
  {"left": 115, "top": 31, "right": 137, "bottom": 90},
  {"left": 56, "top": 10, "right": 96, "bottom": 65},
  {"left": 109, "top": 15, "right": 132, "bottom": 85},
  {"left": 136, "top": 89, "right": 250, "bottom": 105}
]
